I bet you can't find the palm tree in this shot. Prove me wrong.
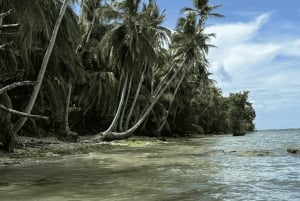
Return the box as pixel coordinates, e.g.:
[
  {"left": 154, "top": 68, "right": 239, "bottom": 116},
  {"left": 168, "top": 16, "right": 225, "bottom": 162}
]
[
  {"left": 91, "top": 0, "right": 169, "bottom": 139},
  {"left": 70, "top": 0, "right": 119, "bottom": 134},
  {"left": 183, "top": 0, "right": 224, "bottom": 26},
  {"left": 12, "top": 0, "right": 80, "bottom": 134},
  {"left": 155, "top": 0, "right": 223, "bottom": 134},
  {"left": 0, "top": 0, "right": 83, "bottom": 150},
  {"left": 90, "top": 0, "right": 222, "bottom": 141}
]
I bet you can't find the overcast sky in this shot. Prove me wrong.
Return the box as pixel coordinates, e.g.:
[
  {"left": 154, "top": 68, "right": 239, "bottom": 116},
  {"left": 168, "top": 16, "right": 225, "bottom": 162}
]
[{"left": 155, "top": 0, "right": 300, "bottom": 130}]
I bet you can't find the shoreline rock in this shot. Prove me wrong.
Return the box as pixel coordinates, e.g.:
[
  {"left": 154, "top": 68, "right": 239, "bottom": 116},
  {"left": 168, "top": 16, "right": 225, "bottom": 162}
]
[
  {"left": 0, "top": 136, "right": 166, "bottom": 167},
  {"left": 287, "top": 148, "right": 300, "bottom": 154}
]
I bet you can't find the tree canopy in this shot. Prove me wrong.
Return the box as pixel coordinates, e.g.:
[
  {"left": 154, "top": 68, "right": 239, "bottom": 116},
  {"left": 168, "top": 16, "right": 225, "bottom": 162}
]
[{"left": 0, "top": 0, "right": 255, "bottom": 152}]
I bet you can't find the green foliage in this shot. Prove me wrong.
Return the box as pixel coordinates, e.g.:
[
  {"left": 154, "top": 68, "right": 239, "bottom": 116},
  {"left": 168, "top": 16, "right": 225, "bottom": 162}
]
[
  {"left": 227, "top": 91, "right": 256, "bottom": 134},
  {"left": 0, "top": 0, "right": 256, "bottom": 142}
]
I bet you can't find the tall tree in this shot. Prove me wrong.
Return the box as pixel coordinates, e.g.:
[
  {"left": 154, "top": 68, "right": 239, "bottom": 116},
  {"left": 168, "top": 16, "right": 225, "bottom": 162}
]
[
  {"left": 92, "top": 0, "right": 220, "bottom": 140},
  {"left": 93, "top": 0, "right": 170, "bottom": 140},
  {"left": 228, "top": 91, "right": 256, "bottom": 135},
  {"left": 13, "top": 0, "right": 71, "bottom": 134},
  {"left": 155, "top": 0, "right": 223, "bottom": 134}
]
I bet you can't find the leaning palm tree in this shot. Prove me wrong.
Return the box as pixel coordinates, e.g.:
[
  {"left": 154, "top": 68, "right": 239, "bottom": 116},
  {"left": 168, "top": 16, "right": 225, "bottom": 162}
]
[
  {"left": 156, "top": 0, "right": 223, "bottom": 134},
  {"left": 91, "top": 0, "right": 222, "bottom": 141},
  {"left": 13, "top": 0, "right": 73, "bottom": 134},
  {"left": 0, "top": 0, "right": 82, "bottom": 151},
  {"left": 0, "top": 0, "right": 56, "bottom": 151},
  {"left": 92, "top": 0, "right": 170, "bottom": 139}
]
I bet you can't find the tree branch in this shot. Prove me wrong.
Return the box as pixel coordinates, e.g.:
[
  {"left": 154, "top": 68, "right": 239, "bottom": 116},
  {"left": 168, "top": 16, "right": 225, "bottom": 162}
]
[
  {"left": 0, "top": 81, "right": 36, "bottom": 95},
  {"left": 0, "top": 24, "right": 20, "bottom": 31},
  {"left": 0, "top": 44, "right": 7, "bottom": 50},
  {"left": 0, "top": 9, "right": 12, "bottom": 18},
  {"left": 0, "top": 41, "right": 14, "bottom": 50},
  {"left": 0, "top": 104, "right": 49, "bottom": 120}
]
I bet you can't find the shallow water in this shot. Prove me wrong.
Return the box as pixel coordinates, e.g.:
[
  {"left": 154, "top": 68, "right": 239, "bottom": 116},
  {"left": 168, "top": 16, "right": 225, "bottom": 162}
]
[{"left": 1, "top": 129, "right": 300, "bottom": 201}]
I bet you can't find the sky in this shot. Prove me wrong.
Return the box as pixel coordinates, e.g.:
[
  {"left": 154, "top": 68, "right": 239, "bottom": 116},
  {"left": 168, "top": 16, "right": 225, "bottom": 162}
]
[
  {"left": 74, "top": 0, "right": 300, "bottom": 130},
  {"left": 155, "top": 0, "right": 300, "bottom": 130}
]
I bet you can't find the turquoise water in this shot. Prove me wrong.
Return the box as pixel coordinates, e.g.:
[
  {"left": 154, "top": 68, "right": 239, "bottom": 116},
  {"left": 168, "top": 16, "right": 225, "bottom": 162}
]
[{"left": 0, "top": 129, "right": 299, "bottom": 201}]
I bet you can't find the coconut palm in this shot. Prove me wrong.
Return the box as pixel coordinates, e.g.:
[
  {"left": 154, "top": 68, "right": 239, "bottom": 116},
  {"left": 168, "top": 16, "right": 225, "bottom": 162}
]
[
  {"left": 155, "top": 0, "right": 222, "bottom": 134},
  {"left": 183, "top": 0, "right": 224, "bottom": 26},
  {"left": 91, "top": 0, "right": 222, "bottom": 140},
  {"left": 92, "top": 0, "right": 170, "bottom": 139},
  {"left": 12, "top": 0, "right": 72, "bottom": 134},
  {"left": 70, "top": 0, "right": 121, "bottom": 134},
  {"left": 0, "top": 0, "right": 83, "bottom": 151}
]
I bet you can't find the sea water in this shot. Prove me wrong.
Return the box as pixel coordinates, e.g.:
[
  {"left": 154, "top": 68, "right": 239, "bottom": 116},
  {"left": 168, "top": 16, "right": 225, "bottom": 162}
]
[{"left": 0, "top": 129, "right": 299, "bottom": 201}]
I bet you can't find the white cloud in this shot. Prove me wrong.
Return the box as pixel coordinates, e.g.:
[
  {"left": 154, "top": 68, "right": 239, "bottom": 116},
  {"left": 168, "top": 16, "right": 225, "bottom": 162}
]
[
  {"left": 206, "top": 13, "right": 270, "bottom": 45},
  {"left": 210, "top": 61, "right": 231, "bottom": 82},
  {"left": 206, "top": 13, "right": 300, "bottom": 129}
]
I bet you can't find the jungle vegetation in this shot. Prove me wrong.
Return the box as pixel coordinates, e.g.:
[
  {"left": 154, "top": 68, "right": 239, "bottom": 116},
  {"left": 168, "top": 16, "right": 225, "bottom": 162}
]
[{"left": 0, "top": 0, "right": 255, "bottom": 152}]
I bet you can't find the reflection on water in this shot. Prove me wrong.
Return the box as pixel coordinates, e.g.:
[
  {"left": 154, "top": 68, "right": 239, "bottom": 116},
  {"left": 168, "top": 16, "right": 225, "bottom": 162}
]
[{"left": 0, "top": 129, "right": 299, "bottom": 201}]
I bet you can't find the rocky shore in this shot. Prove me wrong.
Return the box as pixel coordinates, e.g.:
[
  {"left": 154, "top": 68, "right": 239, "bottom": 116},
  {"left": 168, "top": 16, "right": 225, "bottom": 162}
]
[
  {"left": 1, "top": 135, "right": 299, "bottom": 167},
  {"left": 0, "top": 136, "right": 162, "bottom": 167},
  {"left": 287, "top": 148, "right": 300, "bottom": 154}
]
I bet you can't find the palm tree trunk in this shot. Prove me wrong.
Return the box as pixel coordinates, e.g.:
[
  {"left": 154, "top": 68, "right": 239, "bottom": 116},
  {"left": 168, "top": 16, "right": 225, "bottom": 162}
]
[
  {"left": 124, "top": 65, "right": 147, "bottom": 130},
  {"left": 152, "top": 62, "right": 177, "bottom": 97},
  {"left": 101, "top": 73, "right": 129, "bottom": 135},
  {"left": 13, "top": 0, "right": 70, "bottom": 134},
  {"left": 0, "top": 92, "right": 15, "bottom": 153},
  {"left": 64, "top": 81, "right": 72, "bottom": 134},
  {"left": 100, "top": 61, "right": 186, "bottom": 141},
  {"left": 119, "top": 71, "right": 133, "bottom": 131},
  {"left": 158, "top": 70, "right": 187, "bottom": 132},
  {"left": 199, "top": 94, "right": 214, "bottom": 116},
  {"left": 0, "top": 118, "right": 14, "bottom": 153}
]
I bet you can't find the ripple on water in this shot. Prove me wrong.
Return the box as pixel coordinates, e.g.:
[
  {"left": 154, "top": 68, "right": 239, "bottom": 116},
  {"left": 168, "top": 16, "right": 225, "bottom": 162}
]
[{"left": 0, "top": 129, "right": 300, "bottom": 201}]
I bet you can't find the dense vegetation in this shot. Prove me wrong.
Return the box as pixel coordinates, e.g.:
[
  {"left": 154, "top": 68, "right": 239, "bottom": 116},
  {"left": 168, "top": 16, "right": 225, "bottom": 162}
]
[{"left": 0, "top": 0, "right": 255, "bottom": 152}]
